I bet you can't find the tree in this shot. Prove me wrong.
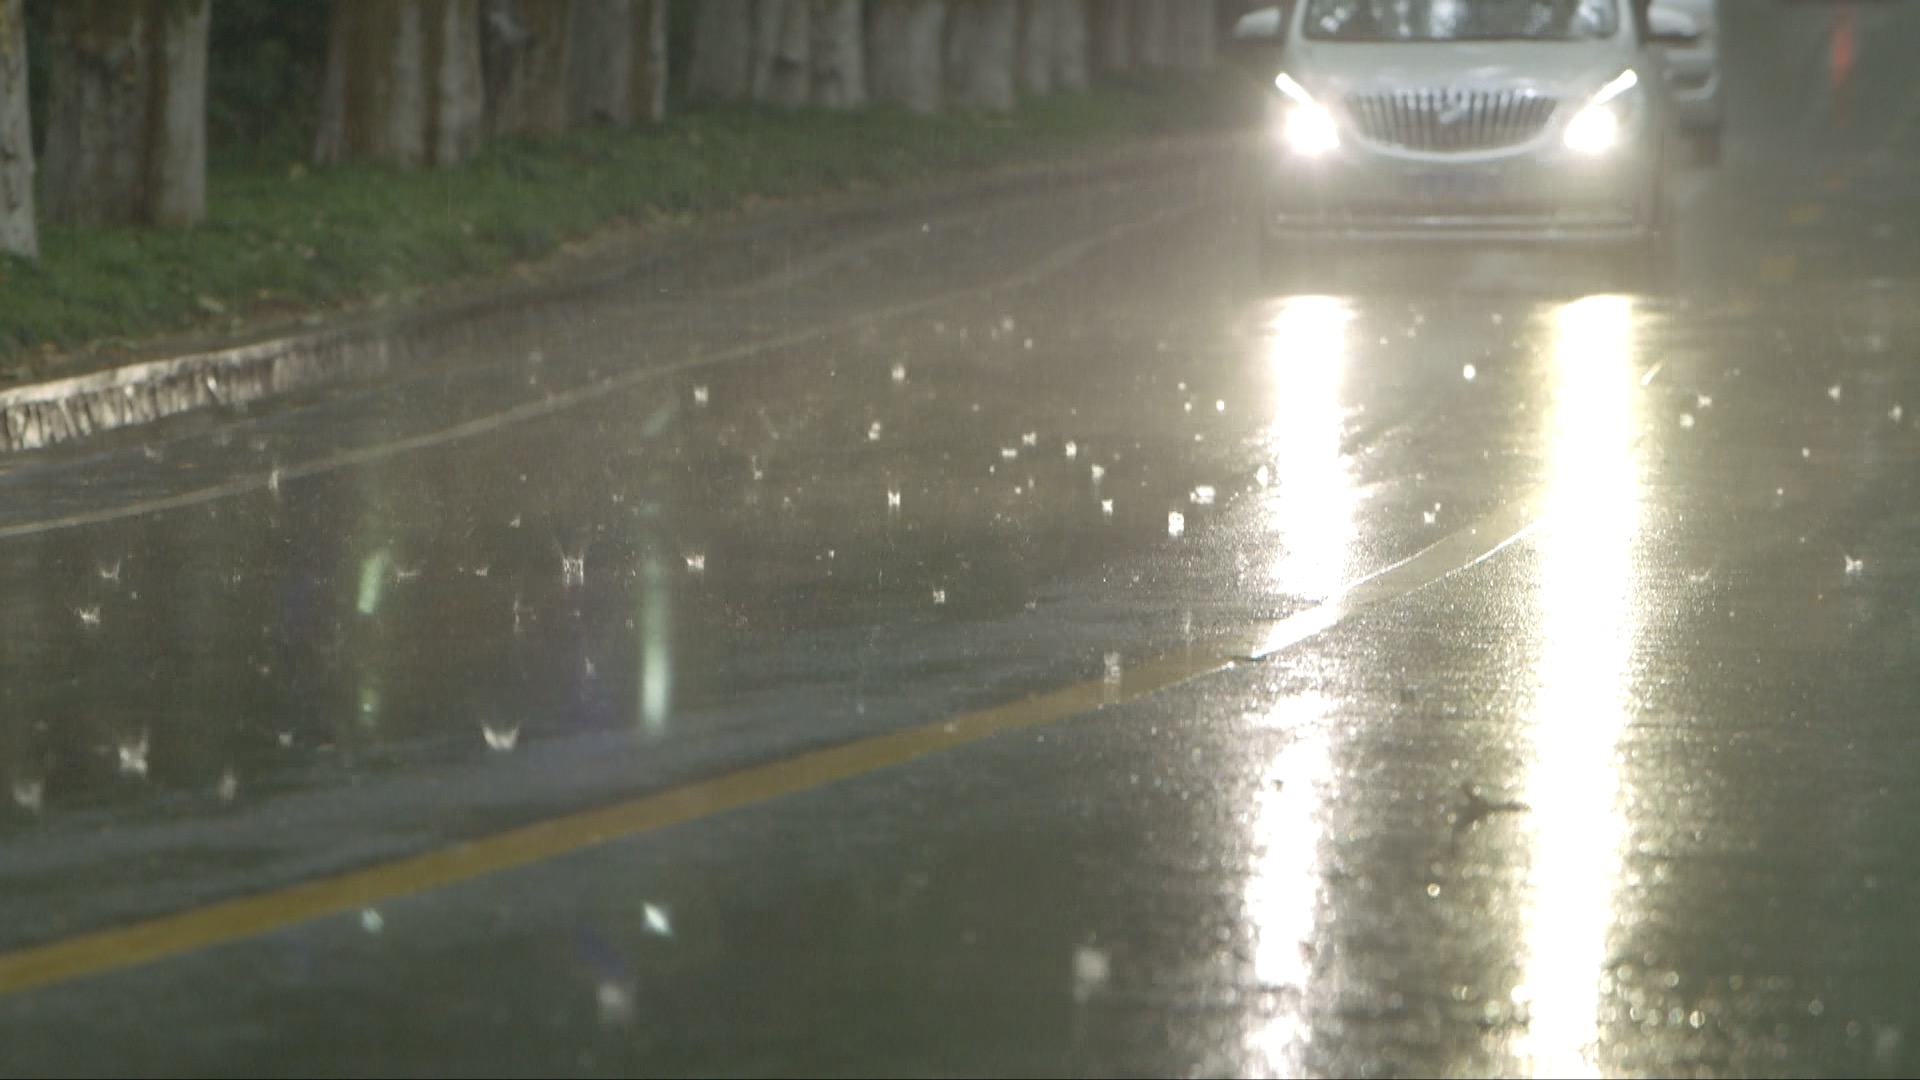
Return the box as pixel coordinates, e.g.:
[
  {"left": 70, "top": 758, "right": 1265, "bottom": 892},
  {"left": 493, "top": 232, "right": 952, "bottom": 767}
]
[
  {"left": 1019, "top": 0, "right": 1056, "bottom": 97},
  {"left": 1089, "top": 0, "right": 1131, "bottom": 75},
  {"left": 688, "top": 0, "right": 753, "bottom": 102},
  {"left": 1168, "top": 0, "right": 1214, "bottom": 69},
  {"left": 41, "top": 0, "right": 211, "bottom": 228},
  {"left": 866, "top": 0, "right": 945, "bottom": 114},
  {"left": 1131, "top": 0, "right": 1169, "bottom": 68},
  {"left": 692, "top": 0, "right": 865, "bottom": 110},
  {"left": 0, "top": 0, "right": 33, "bottom": 257},
  {"left": 483, "top": 0, "right": 576, "bottom": 137},
  {"left": 810, "top": 0, "right": 866, "bottom": 110},
  {"left": 750, "top": 0, "right": 810, "bottom": 108},
  {"left": 1049, "top": 0, "right": 1088, "bottom": 92},
  {"left": 1020, "top": 1, "right": 1086, "bottom": 96},
  {"left": 945, "top": 0, "right": 1016, "bottom": 113},
  {"left": 313, "top": 0, "right": 485, "bottom": 170},
  {"left": 567, "top": 0, "right": 668, "bottom": 126}
]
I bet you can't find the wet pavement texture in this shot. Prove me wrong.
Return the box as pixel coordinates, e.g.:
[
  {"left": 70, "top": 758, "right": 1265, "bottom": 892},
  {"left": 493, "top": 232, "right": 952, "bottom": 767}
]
[{"left": 6, "top": 4, "right": 1920, "bottom": 1077}]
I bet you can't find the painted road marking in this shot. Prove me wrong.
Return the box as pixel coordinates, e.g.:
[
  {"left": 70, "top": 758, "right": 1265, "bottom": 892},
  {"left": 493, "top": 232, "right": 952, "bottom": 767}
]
[
  {"left": 1759, "top": 255, "right": 1798, "bottom": 285},
  {"left": 0, "top": 492, "right": 1545, "bottom": 999}
]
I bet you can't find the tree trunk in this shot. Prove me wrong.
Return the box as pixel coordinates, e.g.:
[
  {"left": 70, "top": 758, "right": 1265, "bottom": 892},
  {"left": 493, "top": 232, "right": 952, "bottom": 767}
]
[
  {"left": 1050, "top": 0, "right": 1087, "bottom": 91},
  {"left": 1131, "top": 0, "right": 1169, "bottom": 68},
  {"left": 41, "top": 0, "right": 210, "bottom": 228},
  {"left": 1168, "top": 0, "right": 1214, "bottom": 69},
  {"left": 1019, "top": 0, "right": 1055, "bottom": 97},
  {"left": 1089, "top": 0, "right": 1130, "bottom": 74},
  {"left": 866, "top": 0, "right": 945, "bottom": 114},
  {"left": 568, "top": 0, "right": 667, "bottom": 126},
  {"left": 751, "top": 0, "right": 810, "bottom": 108},
  {"left": 0, "top": 0, "right": 35, "bottom": 258},
  {"left": 151, "top": 0, "right": 209, "bottom": 225},
  {"left": 688, "top": 0, "right": 753, "bottom": 102},
  {"left": 483, "top": 0, "right": 575, "bottom": 137},
  {"left": 696, "top": 0, "right": 865, "bottom": 110},
  {"left": 430, "top": 0, "right": 486, "bottom": 165},
  {"left": 314, "top": 0, "right": 484, "bottom": 170},
  {"left": 810, "top": 0, "right": 865, "bottom": 109},
  {"left": 945, "top": 0, "right": 1016, "bottom": 113}
]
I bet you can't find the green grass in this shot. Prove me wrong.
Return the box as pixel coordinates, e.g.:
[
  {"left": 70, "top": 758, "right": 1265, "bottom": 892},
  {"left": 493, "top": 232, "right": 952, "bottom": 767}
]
[{"left": 0, "top": 71, "right": 1254, "bottom": 377}]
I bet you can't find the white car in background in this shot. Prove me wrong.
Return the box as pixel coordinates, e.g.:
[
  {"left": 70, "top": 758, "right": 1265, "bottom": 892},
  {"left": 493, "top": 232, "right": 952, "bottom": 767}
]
[{"left": 1234, "top": 0, "right": 1706, "bottom": 261}]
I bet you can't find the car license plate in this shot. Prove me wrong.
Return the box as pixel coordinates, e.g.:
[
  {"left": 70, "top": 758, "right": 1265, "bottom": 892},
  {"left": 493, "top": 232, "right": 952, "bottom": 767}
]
[{"left": 1406, "top": 170, "right": 1505, "bottom": 201}]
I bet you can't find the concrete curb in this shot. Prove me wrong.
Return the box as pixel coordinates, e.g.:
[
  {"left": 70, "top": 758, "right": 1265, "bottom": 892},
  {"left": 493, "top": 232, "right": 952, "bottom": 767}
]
[{"left": 0, "top": 332, "right": 393, "bottom": 453}]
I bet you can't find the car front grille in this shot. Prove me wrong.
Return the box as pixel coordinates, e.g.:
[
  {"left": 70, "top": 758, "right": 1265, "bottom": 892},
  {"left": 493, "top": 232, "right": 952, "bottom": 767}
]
[{"left": 1345, "top": 89, "right": 1560, "bottom": 153}]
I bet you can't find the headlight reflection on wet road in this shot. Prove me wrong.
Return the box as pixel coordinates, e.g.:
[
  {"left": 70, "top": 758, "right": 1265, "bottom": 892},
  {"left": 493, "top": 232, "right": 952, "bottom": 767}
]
[
  {"left": 1260, "top": 295, "right": 1361, "bottom": 604},
  {"left": 1242, "top": 694, "right": 1336, "bottom": 1078},
  {"left": 1241, "top": 295, "right": 1362, "bottom": 1075},
  {"left": 1511, "top": 294, "right": 1646, "bottom": 1076}
]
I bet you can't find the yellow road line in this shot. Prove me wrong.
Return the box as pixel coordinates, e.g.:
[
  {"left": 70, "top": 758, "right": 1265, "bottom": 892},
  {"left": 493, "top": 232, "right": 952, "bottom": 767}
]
[
  {"left": 1759, "top": 255, "right": 1799, "bottom": 285},
  {"left": 0, "top": 493, "right": 1543, "bottom": 1000}
]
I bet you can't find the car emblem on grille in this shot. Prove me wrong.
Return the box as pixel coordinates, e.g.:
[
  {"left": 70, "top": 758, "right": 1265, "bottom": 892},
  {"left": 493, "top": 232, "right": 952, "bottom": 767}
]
[{"left": 1437, "top": 95, "right": 1471, "bottom": 126}]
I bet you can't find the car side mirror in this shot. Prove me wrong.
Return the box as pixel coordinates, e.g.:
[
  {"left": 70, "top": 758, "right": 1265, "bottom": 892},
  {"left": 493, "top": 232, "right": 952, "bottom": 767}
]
[
  {"left": 1646, "top": 5, "right": 1703, "bottom": 46},
  {"left": 1232, "top": 5, "right": 1287, "bottom": 44}
]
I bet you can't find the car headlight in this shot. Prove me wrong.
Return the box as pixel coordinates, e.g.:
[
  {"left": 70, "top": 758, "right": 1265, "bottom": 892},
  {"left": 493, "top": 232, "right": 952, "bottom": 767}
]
[
  {"left": 1284, "top": 103, "right": 1341, "bottom": 156},
  {"left": 1564, "top": 69, "right": 1640, "bottom": 155},
  {"left": 1275, "top": 72, "right": 1340, "bottom": 156},
  {"left": 1564, "top": 105, "right": 1621, "bottom": 154}
]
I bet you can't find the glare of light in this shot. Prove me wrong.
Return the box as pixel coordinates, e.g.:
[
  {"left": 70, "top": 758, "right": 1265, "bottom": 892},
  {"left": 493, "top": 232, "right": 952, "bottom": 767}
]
[
  {"left": 482, "top": 719, "right": 521, "bottom": 751},
  {"left": 1510, "top": 295, "right": 1643, "bottom": 1077},
  {"left": 1274, "top": 71, "right": 1314, "bottom": 104},
  {"left": 1273, "top": 71, "right": 1339, "bottom": 155},
  {"left": 1237, "top": 301, "right": 1361, "bottom": 1075},
  {"left": 638, "top": 549, "right": 672, "bottom": 737},
  {"left": 1072, "top": 946, "right": 1111, "bottom": 1004},
  {"left": 1593, "top": 68, "right": 1640, "bottom": 104},
  {"left": 357, "top": 550, "right": 391, "bottom": 616},
  {"left": 1260, "top": 297, "right": 1359, "bottom": 608},
  {"left": 643, "top": 902, "right": 672, "bottom": 937},
  {"left": 1564, "top": 70, "right": 1637, "bottom": 155},
  {"left": 1563, "top": 105, "right": 1620, "bottom": 154},
  {"left": 359, "top": 682, "right": 382, "bottom": 729},
  {"left": 11, "top": 777, "right": 45, "bottom": 813},
  {"left": 596, "top": 980, "right": 635, "bottom": 1026},
  {"left": 1241, "top": 695, "right": 1336, "bottom": 1076},
  {"left": 1284, "top": 104, "right": 1342, "bottom": 156},
  {"left": 116, "top": 732, "right": 149, "bottom": 778}
]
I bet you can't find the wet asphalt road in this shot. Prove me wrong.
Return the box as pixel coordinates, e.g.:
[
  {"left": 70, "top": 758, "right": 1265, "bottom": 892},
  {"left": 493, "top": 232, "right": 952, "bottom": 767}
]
[{"left": 5, "top": 5, "right": 1920, "bottom": 1077}]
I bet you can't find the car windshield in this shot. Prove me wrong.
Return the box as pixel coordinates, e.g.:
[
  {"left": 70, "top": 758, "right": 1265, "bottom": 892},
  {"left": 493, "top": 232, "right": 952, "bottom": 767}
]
[{"left": 1302, "top": 0, "right": 1621, "bottom": 41}]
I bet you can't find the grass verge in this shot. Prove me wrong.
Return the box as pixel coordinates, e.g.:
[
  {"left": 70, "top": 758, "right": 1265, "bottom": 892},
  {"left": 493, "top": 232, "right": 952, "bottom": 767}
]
[{"left": 0, "top": 71, "right": 1255, "bottom": 380}]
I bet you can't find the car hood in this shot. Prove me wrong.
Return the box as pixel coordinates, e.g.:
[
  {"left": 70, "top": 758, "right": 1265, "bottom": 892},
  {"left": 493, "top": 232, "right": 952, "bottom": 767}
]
[{"left": 1280, "top": 40, "right": 1636, "bottom": 101}]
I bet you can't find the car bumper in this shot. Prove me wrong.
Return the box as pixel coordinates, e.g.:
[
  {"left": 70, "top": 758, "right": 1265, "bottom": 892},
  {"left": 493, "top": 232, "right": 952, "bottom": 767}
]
[{"left": 1261, "top": 139, "right": 1661, "bottom": 244}]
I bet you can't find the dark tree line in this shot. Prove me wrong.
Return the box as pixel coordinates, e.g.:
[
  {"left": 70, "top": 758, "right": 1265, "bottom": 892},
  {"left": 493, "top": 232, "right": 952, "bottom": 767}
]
[{"left": 0, "top": 1, "right": 1217, "bottom": 261}]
